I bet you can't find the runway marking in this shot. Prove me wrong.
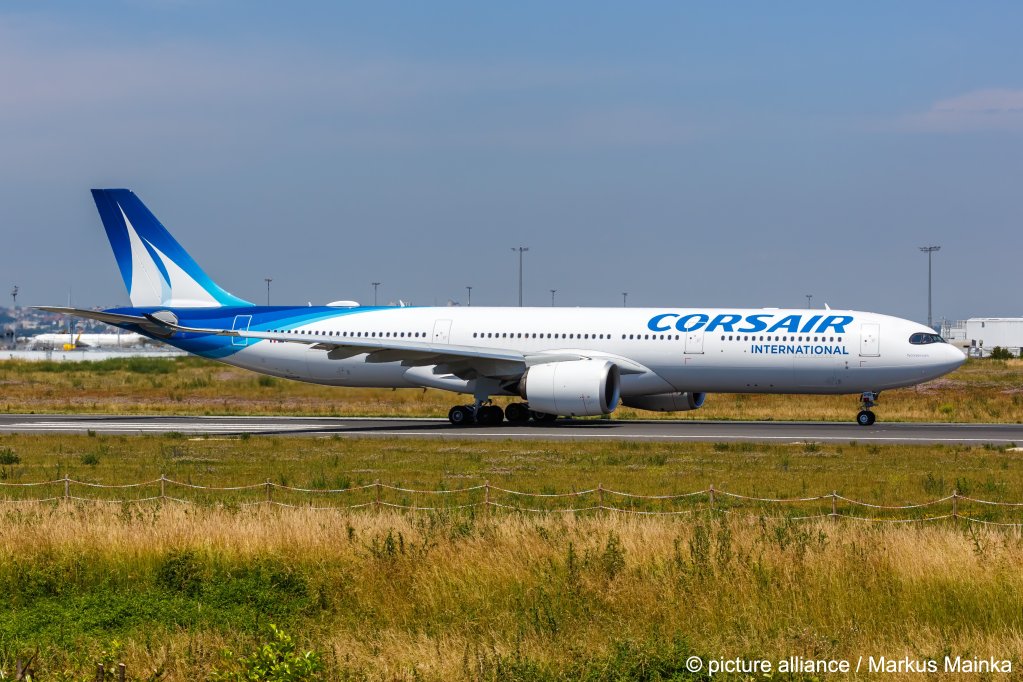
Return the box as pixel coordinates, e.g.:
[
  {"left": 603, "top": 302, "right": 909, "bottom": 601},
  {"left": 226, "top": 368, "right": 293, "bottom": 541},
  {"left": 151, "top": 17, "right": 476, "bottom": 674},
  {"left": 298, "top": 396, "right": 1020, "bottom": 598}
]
[
  {"left": 1, "top": 417, "right": 1020, "bottom": 444},
  {"left": 340, "top": 430, "right": 1022, "bottom": 444},
  {"left": 3, "top": 421, "right": 316, "bottom": 433}
]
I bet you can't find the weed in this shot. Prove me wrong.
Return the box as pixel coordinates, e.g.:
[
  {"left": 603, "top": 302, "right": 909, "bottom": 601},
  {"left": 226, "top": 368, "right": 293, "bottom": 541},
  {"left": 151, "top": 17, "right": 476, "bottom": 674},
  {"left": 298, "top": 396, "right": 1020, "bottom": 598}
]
[
  {"left": 922, "top": 472, "right": 946, "bottom": 496},
  {"left": 211, "top": 624, "right": 321, "bottom": 682},
  {"left": 0, "top": 447, "right": 20, "bottom": 465},
  {"left": 599, "top": 531, "right": 626, "bottom": 581}
]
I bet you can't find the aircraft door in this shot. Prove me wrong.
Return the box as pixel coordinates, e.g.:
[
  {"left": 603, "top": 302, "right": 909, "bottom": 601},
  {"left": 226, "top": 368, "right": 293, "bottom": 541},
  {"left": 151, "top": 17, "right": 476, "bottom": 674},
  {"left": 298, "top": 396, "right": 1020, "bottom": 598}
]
[
  {"left": 231, "top": 315, "right": 252, "bottom": 346},
  {"left": 432, "top": 319, "right": 452, "bottom": 344},
  {"left": 859, "top": 323, "right": 880, "bottom": 357},
  {"left": 684, "top": 330, "right": 704, "bottom": 354}
]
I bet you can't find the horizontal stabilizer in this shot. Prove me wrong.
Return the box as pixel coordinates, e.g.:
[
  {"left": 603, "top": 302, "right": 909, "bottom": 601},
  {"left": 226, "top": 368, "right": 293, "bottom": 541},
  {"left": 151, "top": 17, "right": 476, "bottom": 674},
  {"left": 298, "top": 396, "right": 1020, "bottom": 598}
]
[{"left": 35, "top": 306, "right": 151, "bottom": 326}]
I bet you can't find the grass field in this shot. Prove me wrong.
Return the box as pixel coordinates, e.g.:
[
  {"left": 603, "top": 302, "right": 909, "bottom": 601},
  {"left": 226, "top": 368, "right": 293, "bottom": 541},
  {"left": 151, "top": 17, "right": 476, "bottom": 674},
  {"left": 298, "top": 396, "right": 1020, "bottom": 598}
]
[
  {"left": 2, "top": 434, "right": 1023, "bottom": 679},
  {"left": 0, "top": 355, "right": 1022, "bottom": 422}
]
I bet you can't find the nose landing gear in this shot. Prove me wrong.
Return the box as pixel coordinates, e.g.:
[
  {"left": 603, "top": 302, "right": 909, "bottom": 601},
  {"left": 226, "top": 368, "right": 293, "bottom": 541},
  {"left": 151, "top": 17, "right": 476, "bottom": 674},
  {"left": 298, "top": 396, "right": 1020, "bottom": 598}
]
[{"left": 856, "top": 392, "right": 879, "bottom": 426}]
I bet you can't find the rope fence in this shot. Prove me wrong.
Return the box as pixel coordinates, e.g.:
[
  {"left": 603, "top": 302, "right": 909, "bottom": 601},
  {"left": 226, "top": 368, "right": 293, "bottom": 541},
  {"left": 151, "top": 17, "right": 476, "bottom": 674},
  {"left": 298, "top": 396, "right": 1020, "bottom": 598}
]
[{"left": 1, "top": 476, "right": 1023, "bottom": 525}]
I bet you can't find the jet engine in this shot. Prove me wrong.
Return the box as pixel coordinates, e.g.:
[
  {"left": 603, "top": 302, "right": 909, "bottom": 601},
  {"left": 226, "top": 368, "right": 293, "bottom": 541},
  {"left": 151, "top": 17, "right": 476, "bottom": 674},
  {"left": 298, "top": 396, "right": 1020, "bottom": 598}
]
[
  {"left": 518, "top": 360, "right": 621, "bottom": 416},
  {"left": 621, "top": 391, "right": 707, "bottom": 412}
]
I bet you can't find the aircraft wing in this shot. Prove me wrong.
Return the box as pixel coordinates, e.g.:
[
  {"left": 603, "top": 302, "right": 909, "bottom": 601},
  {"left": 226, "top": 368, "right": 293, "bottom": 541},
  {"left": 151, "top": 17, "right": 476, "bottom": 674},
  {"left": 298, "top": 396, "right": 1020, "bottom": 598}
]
[
  {"left": 36, "top": 307, "right": 648, "bottom": 381},
  {"left": 145, "top": 314, "right": 545, "bottom": 377}
]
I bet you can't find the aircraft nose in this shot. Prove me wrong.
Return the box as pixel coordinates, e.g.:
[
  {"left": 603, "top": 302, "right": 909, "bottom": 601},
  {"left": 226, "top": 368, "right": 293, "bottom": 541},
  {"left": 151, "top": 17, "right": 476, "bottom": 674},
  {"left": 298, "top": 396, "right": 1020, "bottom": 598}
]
[{"left": 939, "top": 344, "right": 967, "bottom": 372}]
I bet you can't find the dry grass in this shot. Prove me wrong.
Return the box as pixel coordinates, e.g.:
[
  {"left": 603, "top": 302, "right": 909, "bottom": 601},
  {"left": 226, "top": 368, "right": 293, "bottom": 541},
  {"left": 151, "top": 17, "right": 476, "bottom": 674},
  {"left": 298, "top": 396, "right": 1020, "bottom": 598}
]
[
  {"left": 1, "top": 504, "right": 1021, "bottom": 680},
  {"left": 0, "top": 356, "right": 1021, "bottom": 422}
]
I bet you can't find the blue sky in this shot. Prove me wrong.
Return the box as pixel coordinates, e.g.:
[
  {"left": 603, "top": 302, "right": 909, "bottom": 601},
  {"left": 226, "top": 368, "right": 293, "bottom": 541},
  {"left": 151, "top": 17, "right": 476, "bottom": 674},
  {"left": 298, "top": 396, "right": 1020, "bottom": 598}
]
[{"left": 2, "top": 1, "right": 1021, "bottom": 322}]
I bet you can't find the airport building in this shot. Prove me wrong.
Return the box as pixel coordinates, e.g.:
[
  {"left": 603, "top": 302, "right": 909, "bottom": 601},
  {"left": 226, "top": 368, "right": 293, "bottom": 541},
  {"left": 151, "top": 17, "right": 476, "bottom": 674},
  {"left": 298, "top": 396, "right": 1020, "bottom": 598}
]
[{"left": 943, "top": 318, "right": 1023, "bottom": 357}]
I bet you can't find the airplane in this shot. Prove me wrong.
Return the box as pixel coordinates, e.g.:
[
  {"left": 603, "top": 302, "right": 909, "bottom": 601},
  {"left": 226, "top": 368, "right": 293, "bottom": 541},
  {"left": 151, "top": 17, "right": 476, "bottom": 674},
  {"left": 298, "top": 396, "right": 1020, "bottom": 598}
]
[
  {"left": 39, "top": 189, "right": 966, "bottom": 427},
  {"left": 28, "top": 331, "right": 146, "bottom": 350}
]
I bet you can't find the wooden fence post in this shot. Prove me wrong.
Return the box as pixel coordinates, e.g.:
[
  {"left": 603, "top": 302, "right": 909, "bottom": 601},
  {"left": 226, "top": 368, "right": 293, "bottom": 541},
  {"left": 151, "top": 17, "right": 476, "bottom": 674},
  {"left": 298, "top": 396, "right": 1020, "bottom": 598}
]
[
  {"left": 119, "top": 662, "right": 126, "bottom": 682},
  {"left": 160, "top": 474, "right": 166, "bottom": 501},
  {"left": 597, "top": 483, "right": 604, "bottom": 510},
  {"left": 95, "top": 663, "right": 104, "bottom": 682},
  {"left": 375, "top": 479, "right": 381, "bottom": 509},
  {"left": 952, "top": 489, "right": 958, "bottom": 520},
  {"left": 708, "top": 484, "right": 715, "bottom": 510},
  {"left": 63, "top": 476, "right": 70, "bottom": 502},
  {"left": 831, "top": 491, "right": 837, "bottom": 519},
  {"left": 265, "top": 479, "right": 272, "bottom": 506},
  {"left": 484, "top": 480, "right": 490, "bottom": 514}
]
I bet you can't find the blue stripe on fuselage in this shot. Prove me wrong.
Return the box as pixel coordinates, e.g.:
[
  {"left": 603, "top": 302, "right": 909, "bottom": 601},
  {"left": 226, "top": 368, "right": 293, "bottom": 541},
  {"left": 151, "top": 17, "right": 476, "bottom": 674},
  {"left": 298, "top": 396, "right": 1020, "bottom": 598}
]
[{"left": 103, "top": 305, "right": 389, "bottom": 358}]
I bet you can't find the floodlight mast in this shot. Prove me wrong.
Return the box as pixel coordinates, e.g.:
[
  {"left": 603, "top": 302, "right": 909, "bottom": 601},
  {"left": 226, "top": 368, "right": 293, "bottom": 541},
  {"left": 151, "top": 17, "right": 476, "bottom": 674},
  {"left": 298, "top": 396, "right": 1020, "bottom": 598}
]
[{"left": 919, "top": 246, "right": 941, "bottom": 329}]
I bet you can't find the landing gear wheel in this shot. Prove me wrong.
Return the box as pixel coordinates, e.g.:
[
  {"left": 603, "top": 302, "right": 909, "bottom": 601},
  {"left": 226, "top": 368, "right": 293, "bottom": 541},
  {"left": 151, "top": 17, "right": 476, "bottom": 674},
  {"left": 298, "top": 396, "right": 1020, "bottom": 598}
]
[
  {"left": 505, "top": 402, "right": 531, "bottom": 424},
  {"left": 476, "top": 405, "right": 505, "bottom": 426},
  {"left": 529, "top": 410, "right": 558, "bottom": 424},
  {"left": 856, "top": 410, "right": 876, "bottom": 426},
  {"left": 448, "top": 405, "right": 474, "bottom": 426}
]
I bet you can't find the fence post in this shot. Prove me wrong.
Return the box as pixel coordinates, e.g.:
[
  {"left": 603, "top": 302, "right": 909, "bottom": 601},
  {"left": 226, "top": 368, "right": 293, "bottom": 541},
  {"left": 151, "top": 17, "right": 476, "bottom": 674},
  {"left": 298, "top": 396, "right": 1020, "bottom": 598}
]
[
  {"left": 375, "top": 479, "right": 381, "bottom": 509},
  {"left": 16, "top": 659, "right": 21, "bottom": 678},
  {"left": 63, "top": 476, "right": 70, "bottom": 502},
  {"left": 265, "top": 479, "right": 272, "bottom": 506},
  {"left": 484, "top": 480, "right": 490, "bottom": 514},
  {"left": 952, "top": 489, "right": 958, "bottom": 520},
  {"left": 708, "top": 484, "right": 715, "bottom": 510},
  {"left": 831, "top": 491, "right": 837, "bottom": 519},
  {"left": 119, "top": 663, "right": 126, "bottom": 682},
  {"left": 95, "top": 663, "right": 104, "bottom": 682},
  {"left": 160, "top": 474, "right": 166, "bottom": 501},
  {"left": 597, "top": 483, "right": 604, "bottom": 510}
]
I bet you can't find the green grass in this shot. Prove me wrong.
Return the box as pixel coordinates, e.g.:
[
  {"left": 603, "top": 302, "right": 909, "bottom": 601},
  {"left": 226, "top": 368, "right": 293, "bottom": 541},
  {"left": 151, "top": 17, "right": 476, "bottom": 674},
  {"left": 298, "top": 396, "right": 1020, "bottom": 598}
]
[{"left": 1, "top": 432, "right": 1022, "bottom": 507}]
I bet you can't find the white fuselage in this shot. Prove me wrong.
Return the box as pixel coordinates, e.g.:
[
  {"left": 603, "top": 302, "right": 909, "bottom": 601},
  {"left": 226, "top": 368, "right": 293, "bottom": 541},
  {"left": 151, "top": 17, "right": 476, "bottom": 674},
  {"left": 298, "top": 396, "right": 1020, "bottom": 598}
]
[{"left": 214, "top": 306, "right": 965, "bottom": 397}]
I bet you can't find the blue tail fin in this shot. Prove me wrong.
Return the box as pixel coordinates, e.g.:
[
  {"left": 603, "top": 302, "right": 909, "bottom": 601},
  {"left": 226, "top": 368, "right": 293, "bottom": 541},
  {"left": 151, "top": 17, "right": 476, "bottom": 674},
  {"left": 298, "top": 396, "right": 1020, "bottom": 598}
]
[{"left": 92, "top": 189, "right": 253, "bottom": 308}]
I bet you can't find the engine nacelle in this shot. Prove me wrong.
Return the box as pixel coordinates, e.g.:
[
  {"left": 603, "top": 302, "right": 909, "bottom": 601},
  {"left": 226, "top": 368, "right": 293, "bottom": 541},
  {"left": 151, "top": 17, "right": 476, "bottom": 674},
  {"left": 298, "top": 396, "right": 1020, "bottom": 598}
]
[
  {"left": 518, "top": 360, "right": 621, "bottom": 416},
  {"left": 621, "top": 391, "right": 707, "bottom": 413}
]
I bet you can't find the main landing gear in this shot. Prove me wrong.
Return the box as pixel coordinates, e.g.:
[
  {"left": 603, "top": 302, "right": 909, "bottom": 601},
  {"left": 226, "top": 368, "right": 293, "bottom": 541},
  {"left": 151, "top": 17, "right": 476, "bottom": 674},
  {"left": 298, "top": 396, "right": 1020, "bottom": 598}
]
[
  {"left": 447, "top": 401, "right": 556, "bottom": 426},
  {"left": 856, "top": 391, "right": 879, "bottom": 426}
]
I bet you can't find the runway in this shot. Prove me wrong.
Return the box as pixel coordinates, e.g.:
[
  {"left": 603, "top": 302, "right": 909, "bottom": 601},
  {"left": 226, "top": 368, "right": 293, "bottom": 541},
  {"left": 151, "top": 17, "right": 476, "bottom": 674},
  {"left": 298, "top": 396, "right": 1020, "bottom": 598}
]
[{"left": 1, "top": 414, "right": 1021, "bottom": 445}]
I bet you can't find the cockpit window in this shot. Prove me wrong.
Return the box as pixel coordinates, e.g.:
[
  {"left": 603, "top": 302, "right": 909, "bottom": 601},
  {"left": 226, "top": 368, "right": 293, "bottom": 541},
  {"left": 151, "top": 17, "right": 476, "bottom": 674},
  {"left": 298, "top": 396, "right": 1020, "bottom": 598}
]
[{"left": 909, "top": 332, "right": 945, "bottom": 345}]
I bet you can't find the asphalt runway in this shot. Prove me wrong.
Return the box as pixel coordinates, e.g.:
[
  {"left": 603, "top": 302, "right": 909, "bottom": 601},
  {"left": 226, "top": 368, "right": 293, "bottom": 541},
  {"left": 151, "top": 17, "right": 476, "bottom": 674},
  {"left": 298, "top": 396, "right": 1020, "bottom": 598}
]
[{"left": 1, "top": 414, "right": 1022, "bottom": 445}]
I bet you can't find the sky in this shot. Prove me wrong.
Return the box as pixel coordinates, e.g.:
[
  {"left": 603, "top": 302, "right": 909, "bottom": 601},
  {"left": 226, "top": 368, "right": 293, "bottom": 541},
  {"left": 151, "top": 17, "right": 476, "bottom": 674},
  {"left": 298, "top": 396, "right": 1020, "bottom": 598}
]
[{"left": 1, "top": 1, "right": 1021, "bottom": 323}]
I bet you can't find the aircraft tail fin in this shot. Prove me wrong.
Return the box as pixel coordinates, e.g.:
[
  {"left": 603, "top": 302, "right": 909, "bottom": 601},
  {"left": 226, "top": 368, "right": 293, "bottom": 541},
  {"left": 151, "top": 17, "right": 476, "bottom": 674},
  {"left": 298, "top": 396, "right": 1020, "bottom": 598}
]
[{"left": 91, "top": 189, "right": 253, "bottom": 308}]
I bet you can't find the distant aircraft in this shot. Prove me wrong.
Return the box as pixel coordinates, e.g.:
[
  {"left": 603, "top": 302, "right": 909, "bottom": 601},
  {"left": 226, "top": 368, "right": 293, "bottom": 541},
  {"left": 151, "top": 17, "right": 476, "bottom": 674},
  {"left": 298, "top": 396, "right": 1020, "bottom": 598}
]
[
  {"left": 28, "top": 331, "right": 145, "bottom": 350},
  {"left": 40, "top": 189, "right": 965, "bottom": 426}
]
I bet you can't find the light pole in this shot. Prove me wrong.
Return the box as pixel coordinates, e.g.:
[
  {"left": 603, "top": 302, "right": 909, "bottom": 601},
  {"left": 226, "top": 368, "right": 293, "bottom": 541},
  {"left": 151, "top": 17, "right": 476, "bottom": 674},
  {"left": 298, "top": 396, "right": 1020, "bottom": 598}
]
[
  {"left": 805, "top": 294, "right": 813, "bottom": 309},
  {"left": 264, "top": 278, "right": 272, "bottom": 306},
  {"left": 9, "top": 285, "right": 18, "bottom": 349},
  {"left": 919, "top": 246, "right": 941, "bottom": 329},
  {"left": 550, "top": 289, "right": 556, "bottom": 306},
  {"left": 511, "top": 247, "right": 529, "bottom": 306},
  {"left": 371, "top": 282, "right": 381, "bottom": 307},
  {"left": 466, "top": 286, "right": 472, "bottom": 307},
  {"left": 622, "top": 292, "right": 628, "bottom": 307}
]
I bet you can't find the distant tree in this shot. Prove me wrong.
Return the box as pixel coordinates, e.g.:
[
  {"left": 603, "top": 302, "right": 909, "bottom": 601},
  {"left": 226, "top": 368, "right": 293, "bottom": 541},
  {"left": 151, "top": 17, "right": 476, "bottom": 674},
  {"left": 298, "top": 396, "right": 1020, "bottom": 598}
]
[{"left": 989, "top": 346, "right": 1014, "bottom": 360}]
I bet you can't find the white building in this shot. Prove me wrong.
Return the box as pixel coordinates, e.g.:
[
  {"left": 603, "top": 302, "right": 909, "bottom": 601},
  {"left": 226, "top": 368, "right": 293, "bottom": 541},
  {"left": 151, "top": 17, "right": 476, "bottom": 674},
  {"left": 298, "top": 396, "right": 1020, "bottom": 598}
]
[{"left": 943, "top": 318, "right": 1023, "bottom": 357}]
